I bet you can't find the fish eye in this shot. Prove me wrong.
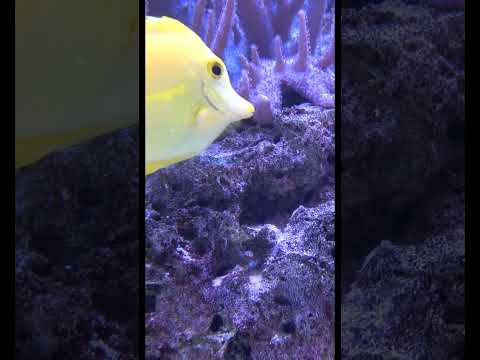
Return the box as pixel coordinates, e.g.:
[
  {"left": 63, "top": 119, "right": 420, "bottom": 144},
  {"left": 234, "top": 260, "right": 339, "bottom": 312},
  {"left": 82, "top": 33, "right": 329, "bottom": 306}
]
[
  {"left": 212, "top": 64, "right": 222, "bottom": 76},
  {"left": 208, "top": 61, "right": 223, "bottom": 80}
]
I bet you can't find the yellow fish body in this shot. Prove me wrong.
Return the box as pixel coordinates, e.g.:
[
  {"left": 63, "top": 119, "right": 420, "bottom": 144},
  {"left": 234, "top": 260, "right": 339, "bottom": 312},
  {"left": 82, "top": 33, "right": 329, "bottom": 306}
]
[
  {"left": 15, "top": 0, "right": 139, "bottom": 169},
  {"left": 145, "top": 16, "right": 255, "bottom": 175}
]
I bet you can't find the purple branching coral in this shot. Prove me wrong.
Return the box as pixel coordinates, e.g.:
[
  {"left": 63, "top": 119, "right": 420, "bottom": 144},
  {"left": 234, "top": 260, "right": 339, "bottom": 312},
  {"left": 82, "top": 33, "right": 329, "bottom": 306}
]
[
  {"left": 148, "top": 0, "right": 335, "bottom": 121},
  {"left": 237, "top": 11, "right": 335, "bottom": 123},
  {"left": 200, "top": 0, "right": 335, "bottom": 122}
]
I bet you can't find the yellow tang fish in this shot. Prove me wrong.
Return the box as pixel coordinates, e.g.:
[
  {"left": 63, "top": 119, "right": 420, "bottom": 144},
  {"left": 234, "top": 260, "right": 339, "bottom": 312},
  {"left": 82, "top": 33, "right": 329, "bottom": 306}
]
[
  {"left": 15, "top": 0, "right": 139, "bottom": 169},
  {"left": 145, "top": 16, "right": 255, "bottom": 176}
]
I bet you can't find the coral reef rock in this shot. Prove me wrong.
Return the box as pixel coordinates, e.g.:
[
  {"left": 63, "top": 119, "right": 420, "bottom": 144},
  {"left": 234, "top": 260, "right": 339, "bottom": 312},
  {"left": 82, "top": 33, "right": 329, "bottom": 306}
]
[
  {"left": 342, "top": 226, "right": 464, "bottom": 359},
  {"left": 341, "top": 0, "right": 464, "bottom": 288},
  {"left": 341, "top": 1, "right": 464, "bottom": 359},
  {"left": 146, "top": 104, "right": 335, "bottom": 359}
]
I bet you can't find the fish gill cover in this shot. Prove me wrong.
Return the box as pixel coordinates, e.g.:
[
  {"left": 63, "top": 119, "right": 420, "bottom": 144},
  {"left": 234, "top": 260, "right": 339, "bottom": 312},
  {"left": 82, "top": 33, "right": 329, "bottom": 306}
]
[{"left": 145, "top": 0, "right": 335, "bottom": 359}]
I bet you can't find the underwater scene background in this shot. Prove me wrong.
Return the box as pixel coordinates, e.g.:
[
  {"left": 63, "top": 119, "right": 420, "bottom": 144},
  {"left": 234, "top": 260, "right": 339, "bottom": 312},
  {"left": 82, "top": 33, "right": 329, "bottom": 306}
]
[
  {"left": 14, "top": 0, "right": 463, "bottom": 358},
  {"left": 145, "top": 0, "right": 335, "bottom": 359}
]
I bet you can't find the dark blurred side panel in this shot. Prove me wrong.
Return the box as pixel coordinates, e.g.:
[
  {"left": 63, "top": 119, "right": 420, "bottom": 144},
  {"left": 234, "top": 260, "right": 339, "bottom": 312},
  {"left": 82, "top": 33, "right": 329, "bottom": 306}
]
[
  {"left": 15, "top": 1, "right": 139, "bottom": 359},
  {"left": 341, "top": 0, "right": 464, "bottom": 359}
]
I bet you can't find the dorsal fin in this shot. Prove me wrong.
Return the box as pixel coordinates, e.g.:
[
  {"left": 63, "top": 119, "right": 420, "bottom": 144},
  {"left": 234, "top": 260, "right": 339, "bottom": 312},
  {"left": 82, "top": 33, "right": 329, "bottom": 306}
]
[{"left": 146, "top": 16, "right": 194, "bottom": 35}]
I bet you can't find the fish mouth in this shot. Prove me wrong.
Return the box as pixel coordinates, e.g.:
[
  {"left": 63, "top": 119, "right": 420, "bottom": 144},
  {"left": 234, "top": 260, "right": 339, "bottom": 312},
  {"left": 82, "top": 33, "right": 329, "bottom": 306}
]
[
  {"left": 202, "top": 81, "right": 221, "bottom": 112},
  {"left": 201, "top": 80, "right": 255, "bottom": 121}
]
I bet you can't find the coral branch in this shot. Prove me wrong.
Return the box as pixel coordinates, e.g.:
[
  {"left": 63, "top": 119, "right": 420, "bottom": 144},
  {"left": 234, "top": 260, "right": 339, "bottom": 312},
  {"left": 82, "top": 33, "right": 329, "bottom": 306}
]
[
  {"left": 233, "top": 18, "right": 242, "bottom": 44},
  {"left": 237, "top": 0, "right": 274, "bottom": 56},
  {"left": 205, "top": 9, "right": 216, "bottom": 46},
  {"left": 192, "top": 0, "right": 208, "bottom": 35},
  {"left": 274, "top": 36, "right": 286, "bottom": 73},
  {"left": 213, "top": 0, "right": 224, "bottom": 21},
  {"left": 212, "top": 0, "right": 236, "bottom": 58},
  {"left": 237, "top": 70, "right": 251, "bottom": 100},
  {"left": 253, "top": 95, "right": 275, "bottom": 124},
  {"left": 274, "top": 0, "right": 305, "bottom": 41},
  {"left": 239, "top": 54, "right": 249, "bottom": 70},
  {"left": 294, "top": 10, "right": 310, "bottom": 72},
  {"left": 307, "top": 0, "right": 327, "bottom": 54},
  {"left": 318, "top": 18, "right": 335, "bottom": 69},
  {"left": 239, "top": 55, "right": 260, "bottom": 87},
  {"left": 263, "top": 0, "right": 274, "bottom": 26},
  {"left": 250, "top": 45, "right": 261, "bottom": 66}
]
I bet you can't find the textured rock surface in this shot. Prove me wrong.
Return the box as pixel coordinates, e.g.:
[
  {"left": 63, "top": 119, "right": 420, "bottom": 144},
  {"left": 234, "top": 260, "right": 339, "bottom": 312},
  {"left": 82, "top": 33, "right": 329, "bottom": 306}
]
[
  {"left": 341, "top": 0, "right": 464, "bottom": 289},
  {"left": 342, "top": 202, "right": 465, "bottom": 359},
  {"left": 146, "top": 105, "right": 335, "bottom": 359},
  {"left": 15, "top": 127, "right": 139, "bottom": 360},
  {"left": 341, "top": 1, "right": 464, "bottom": 358}
]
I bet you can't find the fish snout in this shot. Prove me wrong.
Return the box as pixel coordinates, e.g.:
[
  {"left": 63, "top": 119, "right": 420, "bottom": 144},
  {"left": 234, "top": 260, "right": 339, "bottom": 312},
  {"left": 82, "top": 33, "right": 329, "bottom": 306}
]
[
  {"left": 204, "top": 80, "right": 255, "bottom": 122},
  {"left": 227, "top": 89, "right": 255, "bottom": 122}
]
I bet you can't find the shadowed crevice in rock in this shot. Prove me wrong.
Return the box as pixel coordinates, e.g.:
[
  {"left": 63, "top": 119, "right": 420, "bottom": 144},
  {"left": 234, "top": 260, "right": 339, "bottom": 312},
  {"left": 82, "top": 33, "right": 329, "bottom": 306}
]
[{"left": 281, "top": 82, "right": 312, "bottom": 108}]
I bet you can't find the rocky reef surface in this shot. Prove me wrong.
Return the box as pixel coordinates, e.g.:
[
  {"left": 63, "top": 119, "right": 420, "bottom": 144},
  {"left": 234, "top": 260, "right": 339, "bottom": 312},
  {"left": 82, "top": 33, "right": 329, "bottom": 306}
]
[
  {"left": 341, "top": 1, "right": 464, "bottom": 358},
  {"left": 144, "top": 1, "right": 336, "bottom": 358},
  {"left": 15, "top": 127, "right": 139, "bottom": 360},
  {"left": 146, "top": 105, "right": 335, "bottom": 359}
]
